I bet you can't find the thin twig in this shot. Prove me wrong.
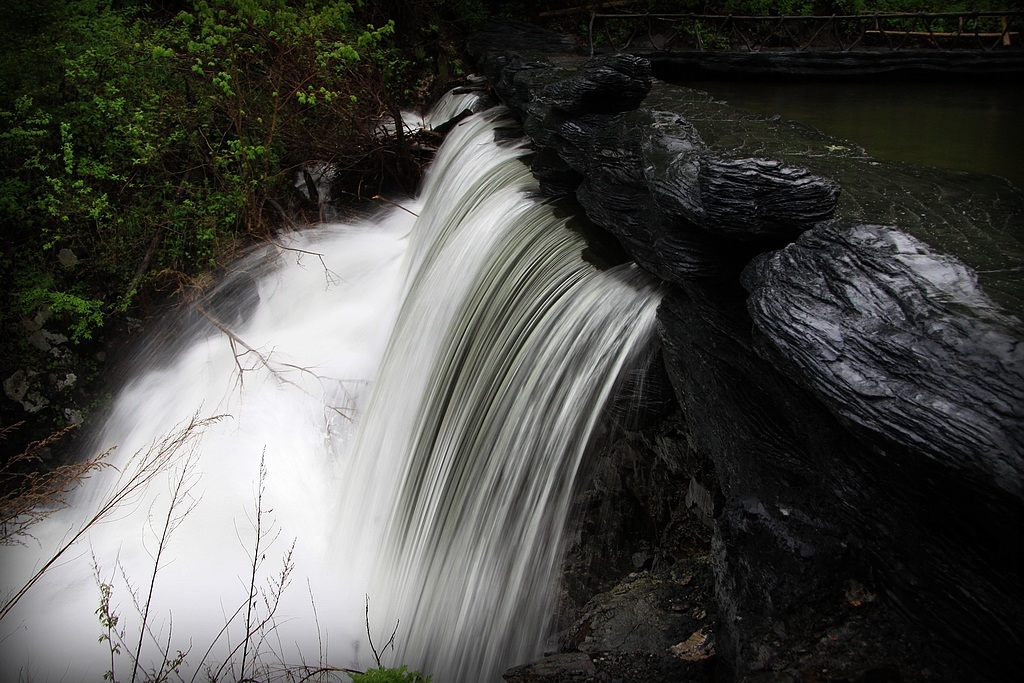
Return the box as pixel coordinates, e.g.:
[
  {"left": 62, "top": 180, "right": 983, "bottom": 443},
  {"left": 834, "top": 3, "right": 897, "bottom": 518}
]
[
  {"left": 364, "top": 595, "right": 400, "bottom": 668},
  {"left": 239, "top": 453, "right": 268, "bottom": 678},
  {"left": 130, "top": 453, "right": 200, "bottom": 683},
  {"left": 307, "top": 578, "right": 325, "bottom": 674},
  {"left": 371, "top": 195, "right": 419, "bottom": 217}
]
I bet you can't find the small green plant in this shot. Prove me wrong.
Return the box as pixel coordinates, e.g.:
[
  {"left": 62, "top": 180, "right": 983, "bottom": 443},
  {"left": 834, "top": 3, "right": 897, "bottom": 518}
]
[
  {"left": 16, "top": 280, "right": 105, "bottom": 343},
  {"left": 355, "top": 596, "right": 433, "bottom": 683},
  {"left": 350, "top": 665, "right": 432, "bottom": 683}
]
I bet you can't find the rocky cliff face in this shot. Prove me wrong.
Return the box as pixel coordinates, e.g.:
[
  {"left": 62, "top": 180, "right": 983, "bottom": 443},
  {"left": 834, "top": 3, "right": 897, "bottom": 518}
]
[{"left": 469, "top": 22, "right": 1024, "bottom": 683}]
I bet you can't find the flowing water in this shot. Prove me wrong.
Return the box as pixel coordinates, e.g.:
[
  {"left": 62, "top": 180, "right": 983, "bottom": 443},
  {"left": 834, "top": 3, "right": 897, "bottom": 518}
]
[{"left": 0, "top": 103, "right": 664, "bottom": 681}]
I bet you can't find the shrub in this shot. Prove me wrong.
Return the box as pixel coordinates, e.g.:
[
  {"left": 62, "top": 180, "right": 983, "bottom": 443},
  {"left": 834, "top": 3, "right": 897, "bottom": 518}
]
[
  {"left": 0, "top": 0, "right": 446, "bottom": 453},
  {"left": 350, "top": 665, "right": 433, "bottom": 683}
]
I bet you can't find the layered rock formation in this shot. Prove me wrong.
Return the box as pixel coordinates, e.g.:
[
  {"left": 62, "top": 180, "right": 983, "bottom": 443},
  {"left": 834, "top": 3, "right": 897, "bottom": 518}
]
[{"left": 469, "top": 22, "right": 1024, "bottom": 683}]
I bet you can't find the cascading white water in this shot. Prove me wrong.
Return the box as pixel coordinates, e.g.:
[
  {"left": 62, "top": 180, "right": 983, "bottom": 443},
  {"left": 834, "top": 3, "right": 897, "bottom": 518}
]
[{"left": 0, "top": 103, "right": 663, "bottom": 682}]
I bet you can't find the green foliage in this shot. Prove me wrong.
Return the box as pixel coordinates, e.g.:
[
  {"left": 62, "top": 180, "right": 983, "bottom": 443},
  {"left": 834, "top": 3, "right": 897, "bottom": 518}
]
[
  {"left": 350, "top": 665, "right": 433, "bottom": 683},
  {"left": 16, "top": 281, "right": 105, "bottom": 344},
  {"left": 658, "top": 0, "right": 1012, "bottom": 13},
  {"left": 1, "top": 0, "right": 489, "bottom": 448},
  {"left": 855, "top": 1, "right": 1010, "bottom": 12},
  {"left": 176, "top": 0, "right": 398, "bottom": 233},
  {"left": 0, "top": 0, "right": 419, "bottom": 308},
  {"left": 721, "top": 0, "right": 814, "bottom": 14},
  {"left": 584, "top": 1, "right": 1016, "bottom": 51}
]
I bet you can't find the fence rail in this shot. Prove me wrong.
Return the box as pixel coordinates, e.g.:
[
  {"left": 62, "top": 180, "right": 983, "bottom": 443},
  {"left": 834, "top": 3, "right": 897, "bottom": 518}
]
[{"left": 580, "top": 10, "right": 1023, "bottom": 55}]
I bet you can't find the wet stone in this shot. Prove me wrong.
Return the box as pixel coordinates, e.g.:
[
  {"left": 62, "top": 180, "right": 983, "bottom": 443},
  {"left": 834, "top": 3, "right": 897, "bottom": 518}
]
[{"left": 470, "top": 25, "right": 1023, "bottom": 682}]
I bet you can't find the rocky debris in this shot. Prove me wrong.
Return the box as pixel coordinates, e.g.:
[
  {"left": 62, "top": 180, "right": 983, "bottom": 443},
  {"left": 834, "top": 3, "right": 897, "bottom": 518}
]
[
  {"left": 3, "top": 370, "right": 50, "bottom": 413},
  {"left": 503, "top": 650, "right": 714, "bottom": 683},
  {"left": 567, "top": 559, "right": 715, "bottom": 657},
  {"left": 57, "top": 248, "right": 78, "bottom": 269},
  {"left": 3, "top": 305, "right": 91, "bottom": 422},
  {"left": 473, "top": 22, "right": 1024, "bottom": 683},
  {"left": 669, "top": 628, "right": 715, "bottom": 662},
  {"left": 504, "top": 652, "right": 596, "bottom": 682}
]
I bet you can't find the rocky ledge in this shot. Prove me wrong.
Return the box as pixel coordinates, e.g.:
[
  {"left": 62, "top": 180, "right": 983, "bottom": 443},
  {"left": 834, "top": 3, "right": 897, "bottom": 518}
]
[{"left": 468, "top": 21, "right": 1024, "bottom": 683}]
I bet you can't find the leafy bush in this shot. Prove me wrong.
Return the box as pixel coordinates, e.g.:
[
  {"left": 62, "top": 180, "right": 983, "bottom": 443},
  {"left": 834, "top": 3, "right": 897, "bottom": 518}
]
[{"left": 1, "top": 0, "right": 484, "bottom": 452}]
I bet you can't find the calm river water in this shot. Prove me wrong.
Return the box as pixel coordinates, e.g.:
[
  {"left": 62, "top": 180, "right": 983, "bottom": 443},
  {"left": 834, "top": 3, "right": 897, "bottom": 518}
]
[{"left": 687, "top": 80, "right": 1024, "bottom": 190}]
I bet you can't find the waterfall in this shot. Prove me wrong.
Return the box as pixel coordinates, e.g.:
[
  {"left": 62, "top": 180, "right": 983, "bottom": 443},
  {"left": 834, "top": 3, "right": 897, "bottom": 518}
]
[{"left": 0, "top": 103, "right": 663, "bottom": 682}]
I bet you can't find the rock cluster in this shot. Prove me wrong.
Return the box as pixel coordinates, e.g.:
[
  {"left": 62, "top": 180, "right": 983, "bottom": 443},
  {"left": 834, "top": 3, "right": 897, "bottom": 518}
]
[{"left": 469, "top": 21, "right": 1024, "bottom": 683}]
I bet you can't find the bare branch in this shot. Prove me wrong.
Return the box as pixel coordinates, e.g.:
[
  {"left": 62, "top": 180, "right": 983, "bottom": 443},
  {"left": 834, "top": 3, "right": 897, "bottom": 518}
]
[
  {"left": 371, "top": 195, "right": 419, "bottom": 217},
  {"left": 365, "top": 595, "right": 400, "bottom": 669},
  {"left": 239, "top": 453, "right": 268, "bottom": 679},
  {"left": 197, "top": 306, "right": 358, "bottom": 422}
]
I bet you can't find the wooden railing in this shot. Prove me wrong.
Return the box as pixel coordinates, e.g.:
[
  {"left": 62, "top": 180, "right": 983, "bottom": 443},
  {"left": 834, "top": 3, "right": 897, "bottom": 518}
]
[{"left": 567, "top": 9, "right": 1023, "bottom": 54}]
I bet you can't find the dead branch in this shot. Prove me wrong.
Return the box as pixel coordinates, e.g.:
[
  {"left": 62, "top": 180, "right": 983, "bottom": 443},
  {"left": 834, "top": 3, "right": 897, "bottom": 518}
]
[
  {"left": 295, "top": 664, "right": 365, "bottom": 682},
  {"left": 265, "top": 232, "right": 344, "bottom": 288},
  {"left": 371, "top": 195, "right": 419, "bottom": 217},
  {"left": 197, "top": 306, "right": 356, "bottom": 422}
]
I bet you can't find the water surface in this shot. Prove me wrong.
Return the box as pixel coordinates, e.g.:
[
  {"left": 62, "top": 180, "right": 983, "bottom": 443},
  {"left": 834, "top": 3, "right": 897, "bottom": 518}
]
[{"left": 687, "top": 80, "right": 1024, "bottom": 189}]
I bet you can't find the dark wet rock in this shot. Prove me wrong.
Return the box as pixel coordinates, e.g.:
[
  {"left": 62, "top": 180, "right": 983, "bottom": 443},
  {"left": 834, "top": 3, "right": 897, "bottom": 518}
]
[
  {"left": 642, "top": 111, "right": 841, "bottom": 242},
  {"left": 657, "top": 280, "right": 1003, "bottom": 681},
  {"left": 741, "top": 220, "right": 1024, "bottom": 678},
  {"left": 488, "top": 52, "right": 652, "bottom": 123},
  {"left": 574, "top": 190, "right": 733, "bottom": 282},
  {"left": 532, "top": 54, "right": 653, "bottom": 116},
  {"left": 643, "top": 81, "right": 1024, "bottom": 314},
  {"left": 530, "top": 148, "right": 581, "bottom": 197},
  {"left": 743, "top": 221, "right": 1024, "bottom": 496},
  {"left": 471, "top": 24, "right": 1024, "bottom": 683},
  {"left": 523, "top": 109, "right": 613, "bottom": 173},
  {"left": 483, "top": 54, "right": 842, "bottom": 279},
  {"left": 498, "top": 60, "right": 575, "bottom": 121},
  {"left": 504, "top": 650, "right": 714, "bottom": 683}
]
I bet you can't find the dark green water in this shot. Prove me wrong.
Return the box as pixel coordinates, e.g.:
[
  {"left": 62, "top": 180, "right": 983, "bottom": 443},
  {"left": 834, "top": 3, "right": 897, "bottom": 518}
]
[{"left": 688, "top": 80, "right": 1024, "bottom": 190}]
